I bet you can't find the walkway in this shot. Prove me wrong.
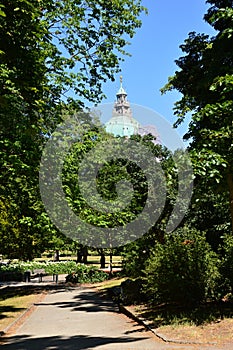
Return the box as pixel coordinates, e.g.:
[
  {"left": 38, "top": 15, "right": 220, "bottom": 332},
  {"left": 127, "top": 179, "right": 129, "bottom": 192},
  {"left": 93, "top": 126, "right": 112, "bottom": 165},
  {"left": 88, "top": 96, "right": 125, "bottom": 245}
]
[{"left": 0, "top": 287, "right": 228, "bottom": 350}]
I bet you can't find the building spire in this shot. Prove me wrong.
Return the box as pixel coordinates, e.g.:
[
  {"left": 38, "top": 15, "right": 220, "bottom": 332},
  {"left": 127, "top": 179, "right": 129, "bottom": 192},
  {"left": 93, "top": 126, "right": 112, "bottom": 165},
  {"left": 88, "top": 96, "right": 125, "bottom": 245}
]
[
  {"left": 105, "top": 77, "right": 140, "bottom": 137},
  {"left": 113, "top": 76, "right": 132, "bottom": 117},
  {"left": 117, "top": 75, "right": 127, "bottom": 96}
]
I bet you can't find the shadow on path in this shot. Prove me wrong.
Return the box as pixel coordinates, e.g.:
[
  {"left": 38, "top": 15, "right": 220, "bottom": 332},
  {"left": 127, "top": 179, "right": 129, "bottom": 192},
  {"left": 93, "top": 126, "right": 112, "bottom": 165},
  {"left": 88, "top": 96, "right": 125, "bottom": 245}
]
[
  {"left": 35, "top": 289, "right": 117, "bottom": 313},
  {"left": 1, "top": 333, "right": 148, "bottom": 349},
  {"left": 0, "top": 287, "right": 159, "bottom": 350}
]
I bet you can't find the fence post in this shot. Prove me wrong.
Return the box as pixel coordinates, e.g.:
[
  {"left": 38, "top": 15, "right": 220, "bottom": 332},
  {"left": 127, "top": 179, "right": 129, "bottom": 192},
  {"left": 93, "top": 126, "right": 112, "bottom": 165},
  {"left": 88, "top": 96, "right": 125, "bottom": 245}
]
[{"left": 24, "top": 270, "right": 31, "bottom": 283}]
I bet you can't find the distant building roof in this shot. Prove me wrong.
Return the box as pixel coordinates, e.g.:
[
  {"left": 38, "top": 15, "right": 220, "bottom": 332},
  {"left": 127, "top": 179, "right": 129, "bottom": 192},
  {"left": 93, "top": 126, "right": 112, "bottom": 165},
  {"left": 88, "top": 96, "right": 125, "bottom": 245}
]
[
  {"left": 105, "top": 114, "right": 140, "bottom": 137},
  {"left": 105, "top": 76, "right": 160, "bottom": 142}
]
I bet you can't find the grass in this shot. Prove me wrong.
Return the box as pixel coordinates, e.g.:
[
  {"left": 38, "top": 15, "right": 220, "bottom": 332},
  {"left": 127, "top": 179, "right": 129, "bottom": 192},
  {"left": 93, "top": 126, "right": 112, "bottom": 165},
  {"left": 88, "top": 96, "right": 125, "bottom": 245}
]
[
  {"left": 136, "top": 301, "right": 233, "bottom": 327},
  {"left": 90, "top": 277, "right": 126, "bottom": 300},
  {"left": 93, "top": 278, "right": 233, "bottom": 344},
  {"left": 93, "top": 277, "right": 126, "bottom": 291},
  {"left": 92, "top": 274, "right": 233, "bottom": 345},
  {"left": 0, "top": 287, "right": 45, "bottom": 332},
  {"left": 130, "top": 301, "right": 233, "bottom": 345}
]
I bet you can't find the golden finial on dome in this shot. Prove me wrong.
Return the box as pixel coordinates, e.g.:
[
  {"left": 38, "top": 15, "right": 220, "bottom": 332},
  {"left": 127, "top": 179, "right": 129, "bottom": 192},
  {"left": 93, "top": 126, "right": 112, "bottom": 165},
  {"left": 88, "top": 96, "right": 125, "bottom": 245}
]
[{"left": 120, "top": 75, "right": 123, "bottom": 86}]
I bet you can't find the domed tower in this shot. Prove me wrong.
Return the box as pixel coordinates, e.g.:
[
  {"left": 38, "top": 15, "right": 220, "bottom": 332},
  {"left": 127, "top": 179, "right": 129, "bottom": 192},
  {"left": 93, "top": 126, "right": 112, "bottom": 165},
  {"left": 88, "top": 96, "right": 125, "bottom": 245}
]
[{"left": 105, "top": 76, "right": 140, "bottom": 137}]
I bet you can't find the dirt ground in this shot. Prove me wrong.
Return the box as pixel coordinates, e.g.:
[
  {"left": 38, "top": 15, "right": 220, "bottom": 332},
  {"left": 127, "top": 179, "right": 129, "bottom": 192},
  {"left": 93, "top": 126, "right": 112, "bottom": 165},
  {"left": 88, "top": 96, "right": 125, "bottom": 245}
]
[{"left": 127, "top": 304, "right": 233, "bottom": 347}]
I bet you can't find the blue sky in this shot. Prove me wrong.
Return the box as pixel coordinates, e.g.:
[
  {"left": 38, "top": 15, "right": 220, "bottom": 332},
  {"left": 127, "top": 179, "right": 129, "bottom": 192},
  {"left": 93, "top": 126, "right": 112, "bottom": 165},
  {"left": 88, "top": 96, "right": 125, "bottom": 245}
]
[{"left": 96, "top": 0, "right": 216, "bottom": 142}]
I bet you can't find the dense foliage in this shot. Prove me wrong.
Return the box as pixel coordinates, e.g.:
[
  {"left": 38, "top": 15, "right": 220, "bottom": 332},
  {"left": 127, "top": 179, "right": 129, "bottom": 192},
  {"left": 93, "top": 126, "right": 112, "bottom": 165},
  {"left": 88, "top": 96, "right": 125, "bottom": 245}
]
[
  {"left": 123, "top": 0, "right": 233, "bottom": 307},
  {"left": 1, "top": 0, "right": 233, "bottom": 313},
  {"left": 162, "top": 0, "right": 233, "bottom": 233},
  {"left": 62, "top": 130, "right": 175, "bottom": 247},
  {"left": 65, "top": 268, "right": 108, "bottom": 284},
  {"left": 220, "top": 235, "right": 233, "bottom": 295},
  {"left": 0, "top": 0, "right": 145, "bottom": 259},
  {"left": 144, "top": 228, "right": 220, "bottom": 305}
]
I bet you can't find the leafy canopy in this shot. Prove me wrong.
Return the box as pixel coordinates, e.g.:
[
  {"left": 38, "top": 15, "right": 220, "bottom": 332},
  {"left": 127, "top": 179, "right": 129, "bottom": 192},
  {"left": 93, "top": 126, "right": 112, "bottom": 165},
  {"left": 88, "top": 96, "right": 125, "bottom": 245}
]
[{"left": 162, "top": 0, "right": 233, "bottom": 232}]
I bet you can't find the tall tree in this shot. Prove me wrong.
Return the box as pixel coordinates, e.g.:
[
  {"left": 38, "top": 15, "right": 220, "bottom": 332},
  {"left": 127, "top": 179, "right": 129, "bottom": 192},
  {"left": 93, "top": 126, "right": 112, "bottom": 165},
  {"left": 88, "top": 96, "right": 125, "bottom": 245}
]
[
  {"left": 42, "top": 0, "right": 146, "bottom": 104},
  {"left": 0, "top": 0, "right": 145, "bottom": 259},
  {"left": 61, "top": 128, "right": 174, "bottom": 248},
  {"left": 162, "top": 0, "right": 233, "bottom": 233},
  {"left": 0, "top": 0, "right": 52, "bottom": 259}
]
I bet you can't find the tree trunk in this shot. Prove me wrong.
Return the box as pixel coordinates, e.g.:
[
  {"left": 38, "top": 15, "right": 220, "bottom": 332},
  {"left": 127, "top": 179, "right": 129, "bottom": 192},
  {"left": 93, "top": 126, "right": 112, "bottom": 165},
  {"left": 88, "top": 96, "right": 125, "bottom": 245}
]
[
  {"left": 82, "top": 246, "right": 88, "bottom": 264},
  {"left": 227, "top": 172, "right": 233, "bottom": 234},
  {"left": 54, "top": 249, "right": 60, "bottom": 261},
  {"left": 76, "top": 249, "right": 82, "bottom": 263},
  {"left": 109, "top": 249, "right": 113, "bottom": 276},
  {"left": 100, "top": 253, "right": 105, "bottom": 268}
]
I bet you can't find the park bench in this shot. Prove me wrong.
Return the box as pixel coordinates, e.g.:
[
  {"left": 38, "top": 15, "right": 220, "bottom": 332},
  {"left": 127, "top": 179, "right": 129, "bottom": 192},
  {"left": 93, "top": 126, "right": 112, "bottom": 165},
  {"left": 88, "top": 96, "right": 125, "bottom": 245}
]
[
  {"left": 32, "top": 268, "right": 46, "bottom": 282},
  {"left": 25, "top": 268, "right": 46, "bottom": 282}
]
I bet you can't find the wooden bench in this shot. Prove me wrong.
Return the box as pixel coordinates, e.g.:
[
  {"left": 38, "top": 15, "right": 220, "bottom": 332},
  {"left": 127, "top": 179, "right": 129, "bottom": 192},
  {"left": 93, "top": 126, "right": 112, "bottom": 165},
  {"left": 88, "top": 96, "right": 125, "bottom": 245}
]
[{"left": 30, "top": 268, "right": 46, "bottom": 282}]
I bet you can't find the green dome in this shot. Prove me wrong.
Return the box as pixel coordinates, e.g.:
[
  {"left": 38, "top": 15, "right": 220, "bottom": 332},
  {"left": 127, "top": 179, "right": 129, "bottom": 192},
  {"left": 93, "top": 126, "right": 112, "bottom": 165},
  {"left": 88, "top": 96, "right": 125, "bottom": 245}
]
[{"left": 105, "top": 114, "right": 140, "bottom": 137}]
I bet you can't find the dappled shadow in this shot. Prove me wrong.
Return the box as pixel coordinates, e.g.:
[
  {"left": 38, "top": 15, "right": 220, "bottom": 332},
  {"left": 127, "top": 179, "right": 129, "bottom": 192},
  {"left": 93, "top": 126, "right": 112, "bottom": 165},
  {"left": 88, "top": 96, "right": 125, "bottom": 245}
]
[
  {"left": 35, "top": 290, "right": 117, "bottom": 313},
  {"left": 0, "top": 286, "right": 44, "bottom": 301},
  {"left": 0, "top": 285, "right": 78, "bottom": 299},
  {"left": 0, "top": 306, "right": 25, "bottom": 320},
  {"left": 124, "top": 327, "right": 147, "bottom": 335},
  {"left": 1, "top": 333, "right": 148, "bottom": 349},
  {"left": 0, "top": 287, "right": 44, "bottom": 321},
  {"left": 0, "top": 286, "right": 74, "bottom": 322},
  {"left": 139, "top": 301, "right": 233, "bottom": 327},
  {"left": 73, "top": 289, "right": 117, "bottom": 312}
]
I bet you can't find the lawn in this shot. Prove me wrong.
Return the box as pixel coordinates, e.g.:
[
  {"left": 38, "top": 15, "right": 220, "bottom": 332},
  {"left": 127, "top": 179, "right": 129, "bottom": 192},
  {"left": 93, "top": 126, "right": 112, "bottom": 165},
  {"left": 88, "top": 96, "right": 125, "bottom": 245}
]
[
  {"left": 93, "top": 277, "right": 126, "bottom": 291},
  {"left": 0, "top": 287, "right": 45, "bottom": 332},
  {"left": 34, "top": 255, "right": 122, "bottom": 267}
]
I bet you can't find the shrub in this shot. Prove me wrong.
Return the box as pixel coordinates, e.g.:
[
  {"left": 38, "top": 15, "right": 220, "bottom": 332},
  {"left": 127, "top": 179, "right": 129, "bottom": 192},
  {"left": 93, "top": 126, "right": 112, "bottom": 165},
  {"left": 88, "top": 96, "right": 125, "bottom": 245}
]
[
  {"left": 65, "top": 265, "right": 108, "bottom": 283},
  {"left": 121, "top": 236, "right": 152, "bottom": 278},
  {"left": 0, "top": 271, "right": 23, "bottom": 282},
  {"left": 219, "top": 234, "right": 233, "bottom": 295},
  {"left": 144, "top": 227, "right": 220, "bottom": 305},
  {"left": 120, "top": 278, "right": 144, "bottom": 305}
]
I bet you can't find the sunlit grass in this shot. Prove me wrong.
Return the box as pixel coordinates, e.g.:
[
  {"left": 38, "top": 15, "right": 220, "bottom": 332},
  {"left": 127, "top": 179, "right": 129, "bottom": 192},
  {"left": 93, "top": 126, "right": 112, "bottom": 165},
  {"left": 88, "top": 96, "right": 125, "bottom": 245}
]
[
  {"left": 34, "top": 255, "right": 122, "bottom": 266},
  {"left": 0, "top": 289, "right": 43, "bottom": 331},
  {"left": 93, "top": 277, "right": 126, "bottom": 291}
]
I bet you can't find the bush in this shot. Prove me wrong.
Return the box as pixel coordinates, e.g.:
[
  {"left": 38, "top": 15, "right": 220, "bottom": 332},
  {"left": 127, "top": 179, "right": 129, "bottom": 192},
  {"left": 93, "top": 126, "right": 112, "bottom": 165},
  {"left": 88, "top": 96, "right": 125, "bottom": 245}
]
[
  {"left": 65, "top": 265, "right": 108, "bottom": 284},
  {"left": 0, "top": 271, "right": 23, "bottom": 282},
  {"left": 144, "top": 227, "right": 220, "bottom": 305},
  {"left": 120, "top": 278, "right": 145, "bottom": 305},
  {"left": 219, "top": 234, "right": 233, "bottom": 296},
  {"left": 121, "top": 236, "right": 152, "bottom": 278}
]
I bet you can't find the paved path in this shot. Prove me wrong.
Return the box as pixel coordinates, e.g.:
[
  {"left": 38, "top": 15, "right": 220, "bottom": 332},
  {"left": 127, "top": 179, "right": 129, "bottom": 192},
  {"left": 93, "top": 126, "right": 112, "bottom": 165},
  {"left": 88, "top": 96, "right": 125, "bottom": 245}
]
[{"left": 0, "top": 287, "right": 228, "bottom": 350}]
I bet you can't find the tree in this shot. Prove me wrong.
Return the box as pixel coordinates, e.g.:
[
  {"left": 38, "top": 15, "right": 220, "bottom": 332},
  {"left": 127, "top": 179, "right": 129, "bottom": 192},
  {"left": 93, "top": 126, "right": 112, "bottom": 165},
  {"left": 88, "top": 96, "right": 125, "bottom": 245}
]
[
  {"left": 184, "top": 180, "right": 231, "bottom": 251},
  {"left": 162, "top": 0, "right": 233, "bottom": 233},
  {"left": 61, "top": 126, "right": 179, "bottom": 249},
  {"left": 41, "top": 0, "right": 146, "bottom": 104},
  {"left": 120, "top": 140, "right": 184, "bottom": 276},
  {"left": 0, "top": 0, "right": 53, "bottom": 260},
  {"left": 0, "top": 0, "right": 145, "bottom": 259}
]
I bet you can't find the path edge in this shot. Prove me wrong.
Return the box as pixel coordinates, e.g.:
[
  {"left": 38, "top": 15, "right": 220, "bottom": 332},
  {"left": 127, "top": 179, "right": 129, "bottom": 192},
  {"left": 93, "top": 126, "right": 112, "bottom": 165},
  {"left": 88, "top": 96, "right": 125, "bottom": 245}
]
[
  {"left": 0, "top": 290, "right": 47, "bottom": 338},
  {"left": 119, "top": 303, "right": 217, "bottom": 346}
]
